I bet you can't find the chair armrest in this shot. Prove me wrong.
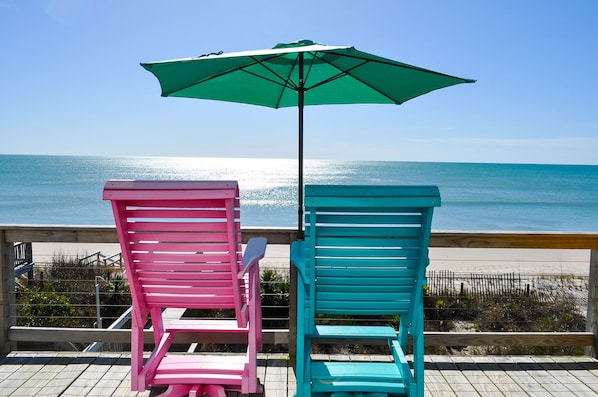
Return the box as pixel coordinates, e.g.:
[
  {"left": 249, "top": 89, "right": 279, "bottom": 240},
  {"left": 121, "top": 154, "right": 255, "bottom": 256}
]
[
  {"left": 241, "top": 237, "right": 267, "bottom": 276},
  {"left": 391, "top": 339, "right": 415, "bottom": 387},
  {"left": 290, "top": 240, "right": 308, "bottom": 284}
]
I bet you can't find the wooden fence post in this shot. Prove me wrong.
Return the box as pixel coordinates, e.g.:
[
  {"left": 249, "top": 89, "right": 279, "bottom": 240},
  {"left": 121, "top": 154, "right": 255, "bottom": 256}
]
[
  {"left": 0, "top": 232, "right": 17, "bottom": 356},
  {"left": 587, "top": 249, "right": 598, "bottom": 358}
]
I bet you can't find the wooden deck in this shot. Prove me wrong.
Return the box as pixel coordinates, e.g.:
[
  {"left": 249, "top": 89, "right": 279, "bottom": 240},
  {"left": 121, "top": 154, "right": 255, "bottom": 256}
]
[{"left": 1, "top": 352, "right": 597, "bottom": 397}]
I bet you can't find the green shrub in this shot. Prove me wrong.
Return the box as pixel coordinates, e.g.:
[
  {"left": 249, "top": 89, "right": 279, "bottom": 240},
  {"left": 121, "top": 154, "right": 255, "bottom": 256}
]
[
  {"left": 20, "top": 288, "right": 76, "bottom": 327},
  {"left": 260, "top": 270, "right": 289, "bottom": 328}
]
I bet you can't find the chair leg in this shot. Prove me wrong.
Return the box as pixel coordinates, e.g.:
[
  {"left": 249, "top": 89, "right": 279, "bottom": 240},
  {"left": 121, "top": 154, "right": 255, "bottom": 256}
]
[
  {"left": 331, "top": 393, "right": 388, "bottom": 397},
  {"left": 155, "top": 384, "right": 192, "bottom": 397},
  {"left": 153, "top": 384, "right": 224, "bottom": 397},
  {"left": 203, "top": 384, "right": 227, "bottom": 397},
  {"left": 188, "top": 384, "right": 204, "bottom": 397}
]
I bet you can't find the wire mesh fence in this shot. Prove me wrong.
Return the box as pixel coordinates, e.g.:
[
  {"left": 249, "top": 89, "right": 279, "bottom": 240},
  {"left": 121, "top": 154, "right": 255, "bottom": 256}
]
[
  {"left": 11, "top": 248, "right": 589, "bottom": 354},
  {"left": 13, "top": 253, "right": 291, "bottom": 332}
]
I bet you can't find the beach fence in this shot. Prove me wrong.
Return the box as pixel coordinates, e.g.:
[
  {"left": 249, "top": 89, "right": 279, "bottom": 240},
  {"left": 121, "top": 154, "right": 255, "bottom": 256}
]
[
  {"left": 426, "top": 270, "right": 588, "bottom": 309},
  {"left": 427, "top": 270, "right": 527, "bottom": 298}
]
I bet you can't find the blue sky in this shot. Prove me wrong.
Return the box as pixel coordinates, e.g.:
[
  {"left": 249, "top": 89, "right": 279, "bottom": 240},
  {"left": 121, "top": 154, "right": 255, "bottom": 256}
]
[{"left": 1, "top": 1, "right": 597, "bottom": 165}]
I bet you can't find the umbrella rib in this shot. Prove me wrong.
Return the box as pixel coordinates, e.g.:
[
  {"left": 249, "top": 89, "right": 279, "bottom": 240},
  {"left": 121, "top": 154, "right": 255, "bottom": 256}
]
[
  {"left": 239, "top": 68, "right": 297, "bottom": 89},
  {"left": 160, "top": 62, "right": 262, "bottom": 96},
  {"left": 306, "top": 51, "right": 473, "bottom": 104},
  {"left": 161, "top": 67, "right": 235, "bottom": 96},
  {"left": 244, "top": 55, "right": 300, "bottom": 90},
  {"left": 304, "top": 56, "right": 368, "bottom": 91},
  {"left": 307, "top": 54, "right": 404, "bottom": 104},
  {"left": 337, "top": 51, "right": 475, "bottom": 81},
  {"left": 248, "top": 55, "right": 301, "bottom": 108},
  {"left": 161, "top": 55, "right": 300, "bottom": 98}
]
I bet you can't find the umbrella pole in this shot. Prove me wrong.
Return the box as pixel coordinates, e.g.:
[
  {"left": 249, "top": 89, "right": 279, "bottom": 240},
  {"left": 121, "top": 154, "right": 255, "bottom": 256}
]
[{"left": 297, "top": 53, "right": 305, "bottom": 240}]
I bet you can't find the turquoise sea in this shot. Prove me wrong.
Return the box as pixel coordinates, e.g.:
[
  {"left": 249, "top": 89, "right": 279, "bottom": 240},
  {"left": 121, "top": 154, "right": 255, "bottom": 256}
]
[{"left": 1, "top": 154, "right": 597, "bottom": 231}]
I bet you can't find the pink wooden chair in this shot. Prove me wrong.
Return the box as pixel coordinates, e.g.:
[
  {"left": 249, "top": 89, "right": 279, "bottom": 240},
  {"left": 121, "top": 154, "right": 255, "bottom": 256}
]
[{"left": 103, "top": 180, "right": 266, "bottom": 397}]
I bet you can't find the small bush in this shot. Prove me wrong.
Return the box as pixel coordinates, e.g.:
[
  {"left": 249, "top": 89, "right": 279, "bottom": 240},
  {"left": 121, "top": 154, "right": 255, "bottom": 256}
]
[
  {"left": 260, "top": 270, "right": 289, "bottom": 328},
  {"left": 16, "top": 253, "right": 130, "bottom": 329},
  {"left": 20, "top": 287, "right": 76, "bottom": 327}
]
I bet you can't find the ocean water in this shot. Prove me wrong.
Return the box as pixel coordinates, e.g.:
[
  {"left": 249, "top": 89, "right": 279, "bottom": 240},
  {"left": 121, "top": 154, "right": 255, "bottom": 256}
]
[{"left": 1, "top": 154, "right": 597, "bottom": 232}]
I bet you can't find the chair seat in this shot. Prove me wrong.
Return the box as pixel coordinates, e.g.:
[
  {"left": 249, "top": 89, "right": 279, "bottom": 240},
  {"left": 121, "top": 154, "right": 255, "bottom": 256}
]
[
  {"left": 153, "top": 355, "right": 246, "bottom": 386},
  {"left": 167, "top": 319, "right": 248, "bottom": 333},
  {"left": 311, "top": 362, "right": 406, "bottom": 395},
  {"left": 314, "top": 325, "right": 397, "bottom": 340}
]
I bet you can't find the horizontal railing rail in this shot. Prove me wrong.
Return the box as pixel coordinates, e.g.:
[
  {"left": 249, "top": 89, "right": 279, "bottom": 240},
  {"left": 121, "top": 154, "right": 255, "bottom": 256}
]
[{"left": 1, "top": 225, "right": 597, "bottom": 357}]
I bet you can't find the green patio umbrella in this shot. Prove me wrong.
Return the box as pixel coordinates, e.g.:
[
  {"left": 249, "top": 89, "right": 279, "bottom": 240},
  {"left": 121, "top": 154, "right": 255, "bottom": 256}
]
[{"left": 141, "top": 39, "right": 475, "bottom": 237}]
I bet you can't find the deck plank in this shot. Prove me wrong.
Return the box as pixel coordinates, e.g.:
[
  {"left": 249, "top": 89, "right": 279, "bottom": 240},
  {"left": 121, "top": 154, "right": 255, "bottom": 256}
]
[{"left": 1, "top": 352, "right": 597, "bottom": 397}]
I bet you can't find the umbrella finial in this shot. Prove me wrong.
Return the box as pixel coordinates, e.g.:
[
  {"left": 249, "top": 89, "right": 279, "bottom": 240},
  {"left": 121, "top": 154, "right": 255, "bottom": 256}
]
[{"left": 273, "top": 40, "right": 318, "bottom": 49}]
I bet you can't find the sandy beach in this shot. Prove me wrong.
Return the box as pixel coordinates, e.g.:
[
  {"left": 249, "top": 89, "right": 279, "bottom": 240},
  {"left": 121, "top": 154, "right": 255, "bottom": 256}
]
[{"left": 32, "top": 242, "right": 591, "bottom": 276}]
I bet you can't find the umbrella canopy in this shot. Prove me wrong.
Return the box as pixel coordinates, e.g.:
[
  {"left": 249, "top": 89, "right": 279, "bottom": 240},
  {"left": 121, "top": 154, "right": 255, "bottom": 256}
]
[{"left": 141, "top": 39, "right": 475, "bottom": 237}]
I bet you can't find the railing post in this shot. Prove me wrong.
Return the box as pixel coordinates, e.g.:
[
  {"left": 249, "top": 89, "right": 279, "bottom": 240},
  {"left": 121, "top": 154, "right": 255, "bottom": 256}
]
[
  {"left": 25, "top": 242, "right": 33, "bottom": 263},
  {"left": 1, "top": 232, "right": 17, "bottom": 356},
  {"left": 587, "top": 249, "right": 598, "bottom": 358}
]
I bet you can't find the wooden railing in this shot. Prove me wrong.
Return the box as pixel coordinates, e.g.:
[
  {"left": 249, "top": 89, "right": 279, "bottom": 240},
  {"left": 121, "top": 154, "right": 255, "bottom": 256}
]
[{"left": 1, "top": 225, "right": 597, "bottom": 358}]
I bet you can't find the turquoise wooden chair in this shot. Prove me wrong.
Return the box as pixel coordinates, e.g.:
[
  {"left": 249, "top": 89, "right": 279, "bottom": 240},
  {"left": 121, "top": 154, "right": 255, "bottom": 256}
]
[
  {"left": 103, "top": 180, "right": 266, "bottom": 397},
  {"left": 291, "top": 185, "right": 440, "bottom": 397}
]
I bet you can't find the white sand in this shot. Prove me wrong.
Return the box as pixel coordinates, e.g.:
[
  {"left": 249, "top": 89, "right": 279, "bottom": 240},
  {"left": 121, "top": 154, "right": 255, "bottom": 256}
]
[{"left": 32, "top": 243, "right": 591, "bottom": 276}]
